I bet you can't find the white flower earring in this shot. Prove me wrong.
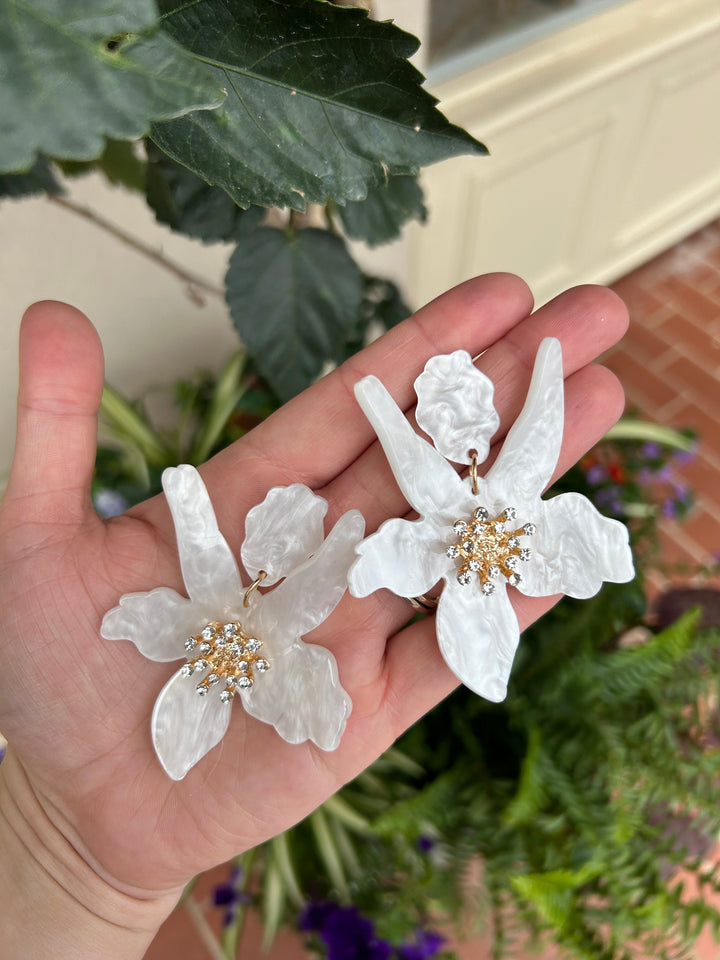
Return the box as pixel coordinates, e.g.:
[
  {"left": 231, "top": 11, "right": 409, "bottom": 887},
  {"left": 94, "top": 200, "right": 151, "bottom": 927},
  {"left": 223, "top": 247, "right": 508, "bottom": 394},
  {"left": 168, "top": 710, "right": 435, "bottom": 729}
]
[
  {"left": 348, "top": 338, "right": 635, "bottom": 703},
  {"left": 102, "top": 465, "right": 364, "bottom": 780}
]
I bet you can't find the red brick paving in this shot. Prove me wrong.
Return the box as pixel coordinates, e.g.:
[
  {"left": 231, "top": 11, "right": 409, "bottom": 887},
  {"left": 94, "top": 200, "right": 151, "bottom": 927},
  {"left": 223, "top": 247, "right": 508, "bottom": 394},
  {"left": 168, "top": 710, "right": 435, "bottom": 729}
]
[{"left": 605, "top": 218, "right": 720, "bottom": 590}]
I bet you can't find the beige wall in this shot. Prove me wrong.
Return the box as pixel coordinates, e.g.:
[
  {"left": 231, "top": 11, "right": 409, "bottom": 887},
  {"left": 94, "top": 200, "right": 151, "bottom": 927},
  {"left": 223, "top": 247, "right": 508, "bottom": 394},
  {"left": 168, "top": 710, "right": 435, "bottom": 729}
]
[{"left": 0, "top": 173, "right": 411, "bottom": 485}]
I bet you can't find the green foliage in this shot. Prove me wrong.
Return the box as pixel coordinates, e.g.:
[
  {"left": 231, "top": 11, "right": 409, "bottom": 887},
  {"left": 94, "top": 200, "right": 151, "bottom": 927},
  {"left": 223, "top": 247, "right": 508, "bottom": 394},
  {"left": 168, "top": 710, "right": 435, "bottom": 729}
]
[
  {"left": 333, "top": 176, "right": 428, "bottom": 246},
  {"left": 0, "top": 0, "right": 224, "bottom": 172},
  {"left": 145, "top": 146, "right": 264, "bottom": 242},
  {"left": 0, "top": 158, "right": 61, "bottom": 198},
  {"left": 1, "top": 0, "right": 481, "bottom": 399},
  {"left": 151, "top": 0, "right": 485, "bottom": 211}
]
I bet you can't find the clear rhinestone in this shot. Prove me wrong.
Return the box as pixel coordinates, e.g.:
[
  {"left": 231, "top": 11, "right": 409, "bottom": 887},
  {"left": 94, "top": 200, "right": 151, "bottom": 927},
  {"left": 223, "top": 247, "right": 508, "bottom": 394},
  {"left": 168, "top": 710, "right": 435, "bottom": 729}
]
[
  {"left": 453, "top": 520, "right": 468, "bottom": 534},
  {"left": 215, "top": 635, "right": 227, "bottom": 647},
  {"left": 219, "top": 690, "right": 233, "bottom": 704},
  {"left": 508, "top": 572, "right": 523, "bottom": 587},
  {"left": 194, "top": 659, "right": 208, "bottom": 672},
  {"left": 457, "top": 570, "right": 472, "bottom": 586},
  {"left": 520, "top": 547, "right": 532, "bottom": 562},
  {"left": 507, "top": 536, "right": 520, "bottom": 549},
  {"left": 503, "top": 506, "right": 518, "bottom": 521},
  {"left": 180, "top": 663, "right": 194, "bottom": 678},
  {"left": 468, "top": 559, "right": 481, "bottom": 572},
  {"left": 237, "top": 676, "right": 253, "bottom": 689},
  {"left": 245, "top": 638, "right": 261, "bottom": 653},
  {"left": 493, "top": 521, "right": 505, "bottom": 533},
  {"left": 446, "top": 545, "right": 460, "bottom": 559},
  {"left": 505, "top": 556, "right": 519, "bottom": 571},
  {"left": 184, "top": 637, "right": 197, "bottom": 652},
  {"left": 223, "top": 623, "right": 237, "bottom": 637},
  {"left": 225, "top": 676, "right": 237, "bottom": 688},
  {"left": 207, "top": 673, "right": 220, "bottom": 685},
  {"left": 462, "top": 540, "right": 473, "bottom": 553},
  {"left": 196, "top": 684, "right": 208, "bottom": 696},
  {"left": 198, "top": 641, "right": 212, "bottom": 655},
  {"left": 523, "top": 522, "right": 536, "bottom": 536},
  {"left": 237, "top": 660, "right": 249, "bottom": 673},
  {"left": 255, "top": 659, "right": 270, "bottom": 673},
  {"left": 471, "top": 522, "right": 485, "bottom": 535},
  {"left": 488, "top": 565, "right": 501, "bottom": 579},
  {"left": 473, "top": 507, "right": 489, "bottom": 521},
  {"left": 201, "top": 625, "right": 216, "bottom": 641},
  {"left": 482, "top": 581, "right": 495, "bottom": 596},
  {"left": 228, "top": 642, "right": 243, "bottom": 657}
]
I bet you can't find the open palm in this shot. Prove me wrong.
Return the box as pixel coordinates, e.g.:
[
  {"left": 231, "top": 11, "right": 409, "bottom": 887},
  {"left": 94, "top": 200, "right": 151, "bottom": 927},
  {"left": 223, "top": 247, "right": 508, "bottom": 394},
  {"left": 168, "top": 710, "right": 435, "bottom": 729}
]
[{"left": 0, "top": 275, "right": 628, "bottom": 906}]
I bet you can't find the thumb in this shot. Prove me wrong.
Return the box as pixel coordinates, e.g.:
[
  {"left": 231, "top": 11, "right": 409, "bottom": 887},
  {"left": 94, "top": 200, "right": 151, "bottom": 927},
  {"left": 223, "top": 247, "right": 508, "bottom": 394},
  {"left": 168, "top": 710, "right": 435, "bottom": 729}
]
[{"left": 4, "top": 301, "right": 104, "bottom": 526}]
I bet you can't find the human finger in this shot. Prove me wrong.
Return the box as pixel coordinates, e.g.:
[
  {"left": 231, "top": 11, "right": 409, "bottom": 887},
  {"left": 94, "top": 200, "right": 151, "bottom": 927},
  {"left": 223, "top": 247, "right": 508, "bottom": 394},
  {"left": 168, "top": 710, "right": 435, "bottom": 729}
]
[{"left": 3, "top": 301, "right": 104, "bottom": 528}]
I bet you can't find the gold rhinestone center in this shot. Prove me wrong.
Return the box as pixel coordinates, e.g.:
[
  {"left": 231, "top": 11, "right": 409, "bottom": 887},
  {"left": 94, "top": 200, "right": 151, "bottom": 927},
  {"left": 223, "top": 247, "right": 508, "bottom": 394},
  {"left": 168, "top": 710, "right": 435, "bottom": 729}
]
[
  {"left": 183, "top": 620, "right": 271, "bottom": 700},
  {"left": 447, "top": 507, "right": 535, "bottom": 595}
]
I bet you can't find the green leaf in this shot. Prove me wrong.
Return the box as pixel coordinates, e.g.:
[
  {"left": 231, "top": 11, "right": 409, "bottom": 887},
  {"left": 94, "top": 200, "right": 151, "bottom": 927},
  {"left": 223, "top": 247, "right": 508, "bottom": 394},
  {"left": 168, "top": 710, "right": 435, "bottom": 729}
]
[
  {"left": 151, "top": 0, "right": 487, "bottom": 211},
  {"left": 309, "top": 807, "right": 350, "bottom": 901},
  {"left": 0, "top": 157, "right": 61, "bottom": 197},
  {"left": 225, "top": 227, "right": 363, "bottom": 400},
  {"left": 335, "top": 176, "right": 427, "bottom": 246},
  {"left": 0, "top": 0, "right": 225, "bottom": 173},
  {"left": 188, "top": 349, "right": 247, "bottom": 464},
  {"left": 57, "top": 139, "right": 147, "bottom": 192},
  {"left": 145, "top": 146, "right": 264, "bottom": 242}
]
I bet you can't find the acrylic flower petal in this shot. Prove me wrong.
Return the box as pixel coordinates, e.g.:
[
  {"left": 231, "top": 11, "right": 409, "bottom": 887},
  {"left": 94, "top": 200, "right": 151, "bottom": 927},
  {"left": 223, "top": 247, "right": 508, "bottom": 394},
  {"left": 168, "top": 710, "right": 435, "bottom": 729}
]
[
  {"left": 151, "top": 667, "right": 232, "bottom": 780},
  {"left": 354, "top": 375, "right": 472, "bottom": 517},
  {"left": 349, "top": 516, "right": 446, "bottom": 600},
  {"left": 415, "top": 350, "right": 499, "bottom": 465},
  {"left": 101, "top": 587, "right": 202, "bottom": 662},
  {"left": 242, "top": 642, "right": 351, "bottom": 751},
  {"left": 162, "top": 465, "right": 244, "bottom": 610},
  {"left": 517, "top": 492, "right": 635, "bottom": 600},
  {"left": 242, "top": 484, "right": 328, "bottom": 586},
  {"left": 484, "top": 338, "right": 564, "bottom": 508},
  {"left": 257, "top": 509, "right": 365, "bottom": 643},
  {"left": 436, "top": 578, "right": 520, "bottom": 703}
]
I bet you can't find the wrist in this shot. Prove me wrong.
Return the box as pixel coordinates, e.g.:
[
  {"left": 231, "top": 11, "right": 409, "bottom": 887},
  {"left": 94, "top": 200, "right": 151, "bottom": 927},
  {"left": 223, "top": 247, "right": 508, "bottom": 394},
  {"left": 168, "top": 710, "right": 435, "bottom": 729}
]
[{"left": 0, "top": 750, "right": 179, "bottom": 960}]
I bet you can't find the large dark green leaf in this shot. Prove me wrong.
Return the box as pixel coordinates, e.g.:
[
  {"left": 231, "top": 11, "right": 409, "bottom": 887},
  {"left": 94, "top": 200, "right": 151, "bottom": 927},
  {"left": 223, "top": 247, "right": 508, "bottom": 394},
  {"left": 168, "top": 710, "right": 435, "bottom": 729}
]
[
  {"left": 146, "top": 147, "right": 264, "bottom": 242},
  {"left": 335, "top": 176, "right": 427, "bottom": 247},
  {"left": 152, "top": 0, "right": 487, "bottom": 211},
  {"left": 57, "top": 140, "right": 147, "bottom": 192},
  {"left": 0, "top": 0, "right": 225, "bottom": 173},
  {"left": 225, "top": 227, "right": 363, "bottom": 399},
  {"left": 0, "top": 157, "right": 62, "bottom": 198}
]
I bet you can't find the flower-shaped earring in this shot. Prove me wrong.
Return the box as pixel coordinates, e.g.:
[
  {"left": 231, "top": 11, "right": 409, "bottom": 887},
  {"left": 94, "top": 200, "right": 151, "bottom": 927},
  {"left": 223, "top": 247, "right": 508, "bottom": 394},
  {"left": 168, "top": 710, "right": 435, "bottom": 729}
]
[
  {"left": 348, "top": 338, "right": 635, "bottom": 702},
  {"left": 102, "top": 465, "right": 364, "bottom": 779}
]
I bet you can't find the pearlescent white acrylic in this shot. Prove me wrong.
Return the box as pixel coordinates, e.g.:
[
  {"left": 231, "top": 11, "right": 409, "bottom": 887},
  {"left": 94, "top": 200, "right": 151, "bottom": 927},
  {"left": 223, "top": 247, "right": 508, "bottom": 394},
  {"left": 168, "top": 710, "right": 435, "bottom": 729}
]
[
  {"left": 349, "top": 337, "right": 635, "bottom": 703},
  {"left": 415, "top": 350, "right": 499, "bottom": 464},
  {"left": 101, "top": 465, "right": 363, "bottom": 780}
]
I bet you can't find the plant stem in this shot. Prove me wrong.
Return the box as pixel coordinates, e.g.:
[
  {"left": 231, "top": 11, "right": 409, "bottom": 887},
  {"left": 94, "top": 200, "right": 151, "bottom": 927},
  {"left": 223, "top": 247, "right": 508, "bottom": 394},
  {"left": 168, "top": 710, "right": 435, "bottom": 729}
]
[
  {"left": 184, "top": 894, "right": 227, "bottom": 960},
  {"left": 46, "top": 194, "right": 225, "bottom": 304}
]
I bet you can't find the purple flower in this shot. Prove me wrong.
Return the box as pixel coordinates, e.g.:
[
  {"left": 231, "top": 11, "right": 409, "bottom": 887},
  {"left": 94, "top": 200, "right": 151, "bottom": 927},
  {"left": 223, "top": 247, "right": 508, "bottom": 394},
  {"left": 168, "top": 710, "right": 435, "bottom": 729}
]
[
  {"left": 212, "top": 865, "right": 251, "bottom": 928},
  {"left": 662, "top": 498, "right": 678, "bottom": 519},
  {"left": 655, "top": 465, "right": 673, "bottom": 484},
  {"left": 299, "top": 900, "right": 340, "bottom": 932},
  {"left": 595, "top": 486, "right": 624, "bottom": 517},
  {"left": 673, "top": 448, "right": 696, "bottom": 467},
  {"left": 416, "top": 836, "right": 435, "bottom": 854},
  {"left": 397, "top": 929, "right": 445, "bottom": 960},
  {"left": 300, "top": 903, "right": 393, "bottom": 960},
  {"left": 638, "top": 468, "right": 655, "bottom": 485},
  {"left": 640, "top": 442, "right": 661, "bottom": 459},
  {"left": 93, "top": 488, "right": 129, "bottom": 518},
  {"left": 585, "top": 464, "right": 608, "bottom": 486}
]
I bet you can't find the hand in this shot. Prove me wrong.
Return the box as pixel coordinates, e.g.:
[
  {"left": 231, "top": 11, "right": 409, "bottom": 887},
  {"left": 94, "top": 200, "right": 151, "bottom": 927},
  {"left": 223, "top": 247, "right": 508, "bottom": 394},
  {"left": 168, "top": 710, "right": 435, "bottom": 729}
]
[{"left": 0, "top": 275, "right": 628, "bottom": 953}]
